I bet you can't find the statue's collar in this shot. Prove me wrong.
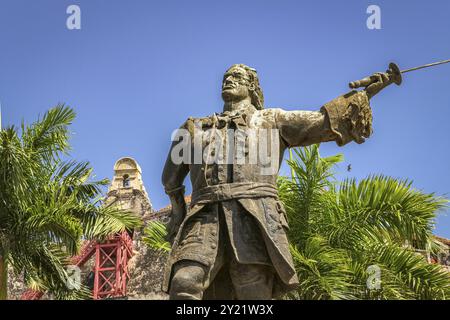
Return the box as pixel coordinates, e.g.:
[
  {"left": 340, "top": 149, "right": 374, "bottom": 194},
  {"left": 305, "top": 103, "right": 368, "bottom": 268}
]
[
  {"left": 220, "top": 104, "right": 257, "bottom": 117},
  {"left": 207, "top": 104, "right": 257, "bottom": 129}
]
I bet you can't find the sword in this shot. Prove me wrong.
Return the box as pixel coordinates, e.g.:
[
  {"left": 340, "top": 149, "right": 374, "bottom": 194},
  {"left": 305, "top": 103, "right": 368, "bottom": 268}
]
[{"left": 349, "top": 59, "right": 450, "bottom": 89}]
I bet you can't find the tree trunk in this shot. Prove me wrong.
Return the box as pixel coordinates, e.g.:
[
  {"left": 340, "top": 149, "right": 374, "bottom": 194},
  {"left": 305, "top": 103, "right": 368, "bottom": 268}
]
[{"left": 0, "top": 249, "right": 7, "bottom": 300}]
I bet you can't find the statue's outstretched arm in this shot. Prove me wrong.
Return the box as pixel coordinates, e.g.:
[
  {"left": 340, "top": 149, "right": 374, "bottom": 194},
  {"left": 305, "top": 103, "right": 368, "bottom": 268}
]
[{"left": 275, "top": 90, "right": 373, "bottom": 148}]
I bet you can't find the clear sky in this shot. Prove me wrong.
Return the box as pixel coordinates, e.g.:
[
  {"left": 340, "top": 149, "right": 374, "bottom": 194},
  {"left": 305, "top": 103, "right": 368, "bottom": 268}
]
[{"left": 1, "top": 0, "right": 449, "bottom": 236}]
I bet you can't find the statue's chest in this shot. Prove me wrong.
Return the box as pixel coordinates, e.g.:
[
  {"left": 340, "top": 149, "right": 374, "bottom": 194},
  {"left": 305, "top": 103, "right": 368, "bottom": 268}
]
[{"left": 187, "top": 109, "right": 280, "bottom": 185}]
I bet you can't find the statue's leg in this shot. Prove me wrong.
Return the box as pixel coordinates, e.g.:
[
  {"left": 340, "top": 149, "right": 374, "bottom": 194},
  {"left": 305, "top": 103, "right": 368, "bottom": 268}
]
[
  {"left": 169, "top": 205, "right": 228, "bottom": 300},
  {"left": 229, "top": 261, "right": 274, "bottom": 300},
  {"left": 170, "top": 224, "right": 227, "bottom": 300},
  {"left": 169, "top": 260, "right": 207, "bottom": 300}
]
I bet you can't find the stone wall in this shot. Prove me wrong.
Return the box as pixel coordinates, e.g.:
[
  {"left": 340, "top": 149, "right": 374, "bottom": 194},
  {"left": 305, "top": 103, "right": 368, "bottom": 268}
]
[{"left": 127, "top": 239, "right": 169, "bottom": 299}]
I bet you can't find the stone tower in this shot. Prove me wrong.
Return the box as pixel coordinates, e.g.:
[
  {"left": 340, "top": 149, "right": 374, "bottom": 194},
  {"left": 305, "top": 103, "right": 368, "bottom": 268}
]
[{"left": 105, "top": 157, "right": 152, "bottom": 220}]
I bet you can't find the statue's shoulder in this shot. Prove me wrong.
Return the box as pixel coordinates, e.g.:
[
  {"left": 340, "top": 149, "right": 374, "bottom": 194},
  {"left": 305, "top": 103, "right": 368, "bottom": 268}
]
[
  {"left": 178, "top": 115, "right": 216, "bottom": 137},
  {"left": 180, "top": 115, "right": 214, "bottom": 127}
]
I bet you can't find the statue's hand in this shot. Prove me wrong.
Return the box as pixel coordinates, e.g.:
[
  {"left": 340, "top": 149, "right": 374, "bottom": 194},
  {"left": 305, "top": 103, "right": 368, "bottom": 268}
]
[
  {"left": 349, "top": 63, "right": 401, "bottom": 99},
  {"left": 365, "top": 72, "right": 392, "bottom": 98}
]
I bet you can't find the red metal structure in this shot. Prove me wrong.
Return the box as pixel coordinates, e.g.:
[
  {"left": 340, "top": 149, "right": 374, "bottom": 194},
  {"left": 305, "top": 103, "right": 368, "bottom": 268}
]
[
  {"left": 21, "top": 231, "right": 133, "bottom": 300},
  {"left": 92, "top": 231, "right": 133, "bottom": 299}
]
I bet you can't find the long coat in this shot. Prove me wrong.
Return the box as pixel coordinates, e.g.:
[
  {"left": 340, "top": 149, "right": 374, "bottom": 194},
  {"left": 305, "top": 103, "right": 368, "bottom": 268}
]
[{"left": 161, "top": 90, "right": 372, "bottom": 297}]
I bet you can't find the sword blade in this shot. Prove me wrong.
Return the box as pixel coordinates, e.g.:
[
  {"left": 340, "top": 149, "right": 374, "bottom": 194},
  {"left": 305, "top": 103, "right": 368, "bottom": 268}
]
[{"left": 401, "top": 59, "right": 450, "bottom": 73}]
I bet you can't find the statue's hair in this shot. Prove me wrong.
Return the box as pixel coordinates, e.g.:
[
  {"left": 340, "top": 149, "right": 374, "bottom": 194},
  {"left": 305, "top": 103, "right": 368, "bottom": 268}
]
[{"left": 225, "top": 64, "right": 265, "bottom": 110}]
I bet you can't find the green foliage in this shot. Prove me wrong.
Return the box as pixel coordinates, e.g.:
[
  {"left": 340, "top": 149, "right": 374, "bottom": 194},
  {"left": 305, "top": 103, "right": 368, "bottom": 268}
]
[
  {"left": 0, "top": 105, "right": 141, "bottom": 299},
  {"left": 287, "top": 238, "right": 355, "bottom": 300},
  {"left": 279, "top": 144, "right": 450, "bottom": 300},
  {"left": 143, "top": 221, "right": 171, "bottom": 253}
]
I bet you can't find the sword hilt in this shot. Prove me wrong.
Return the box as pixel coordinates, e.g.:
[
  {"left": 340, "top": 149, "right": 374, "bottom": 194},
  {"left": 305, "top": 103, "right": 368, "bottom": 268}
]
[{"left": 349, "top": 62, "right": 402, "bottom": 89}]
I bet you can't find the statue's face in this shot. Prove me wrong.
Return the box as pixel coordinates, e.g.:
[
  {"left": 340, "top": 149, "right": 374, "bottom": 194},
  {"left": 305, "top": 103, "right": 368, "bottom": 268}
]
[{"left": 222, "top": 66, "right": 251, "bottom": 103}]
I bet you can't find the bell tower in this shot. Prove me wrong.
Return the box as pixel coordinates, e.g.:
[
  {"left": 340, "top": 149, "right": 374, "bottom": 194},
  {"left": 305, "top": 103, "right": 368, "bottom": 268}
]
[{"left": 106, "top": 157, "right": 152, "bottom": 217}]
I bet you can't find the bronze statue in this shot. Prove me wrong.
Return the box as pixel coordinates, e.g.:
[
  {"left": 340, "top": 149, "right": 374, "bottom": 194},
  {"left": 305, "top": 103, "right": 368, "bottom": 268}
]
[{"left": 161, "top": 63, "right": 394, "bottom": 300}]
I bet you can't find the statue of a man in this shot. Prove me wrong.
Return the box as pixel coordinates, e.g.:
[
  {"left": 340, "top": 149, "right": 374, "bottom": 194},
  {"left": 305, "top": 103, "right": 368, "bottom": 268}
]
[{"left": 161, "top": 64, "right": 390, "bottom": 299}]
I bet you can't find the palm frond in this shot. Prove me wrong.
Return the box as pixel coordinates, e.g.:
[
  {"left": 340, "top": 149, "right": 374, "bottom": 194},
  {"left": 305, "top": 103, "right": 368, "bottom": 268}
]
[
  {"left": 81, "top": 204, "right": 142, "bottom": 240},
  {"left": 333, "top": 175, "right": 447, "bottom": 249},
  {"left": 22, "top": 104, "right": 75, "bottom": 163},
  {"left": 143, "top": 221, "right": 171, "bottom": 253},
  {"left": 374, "top": 242, "right": 450, "bottom": 299},
  {"left": 279, "top": 145, "right": 343, "bottom": 249},
  {"left": 288, "top": 237, "right": 355, "bottom": 300}
]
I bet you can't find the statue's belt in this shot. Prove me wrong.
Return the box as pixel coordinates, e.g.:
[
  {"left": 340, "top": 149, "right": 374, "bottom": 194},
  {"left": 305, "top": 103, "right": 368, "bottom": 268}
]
[{"left": 191, "top": 182, "right": 278, "bottom": 206}]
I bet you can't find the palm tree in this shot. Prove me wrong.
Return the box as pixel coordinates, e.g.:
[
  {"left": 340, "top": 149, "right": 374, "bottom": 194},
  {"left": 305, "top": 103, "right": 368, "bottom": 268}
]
[
  {"left": 279, "top": 145, "right": 450, "bottom": 299},
  {"left": 0, "top": 105, "right": 141, "bottom": 299}
]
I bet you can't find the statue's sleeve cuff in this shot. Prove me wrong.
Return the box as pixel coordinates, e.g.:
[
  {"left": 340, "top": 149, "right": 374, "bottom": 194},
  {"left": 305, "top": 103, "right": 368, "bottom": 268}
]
[
  {"left": 320, "top": 90, "right": 373, "bottom": 146},
  {"left": 165, "top": 185, "right": 185, "bottom": 196}
]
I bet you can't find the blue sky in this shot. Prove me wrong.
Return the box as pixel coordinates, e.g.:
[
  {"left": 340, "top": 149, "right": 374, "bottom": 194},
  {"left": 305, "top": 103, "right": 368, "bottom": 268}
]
[{"left": 1, "top": 0, "right": 449, "bottom": 236}]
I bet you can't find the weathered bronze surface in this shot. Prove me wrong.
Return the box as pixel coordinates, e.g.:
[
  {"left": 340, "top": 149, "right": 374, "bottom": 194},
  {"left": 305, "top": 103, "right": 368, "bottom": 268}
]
[{"left": 161, "top": 64, "right": 391, "bottom": 300}]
